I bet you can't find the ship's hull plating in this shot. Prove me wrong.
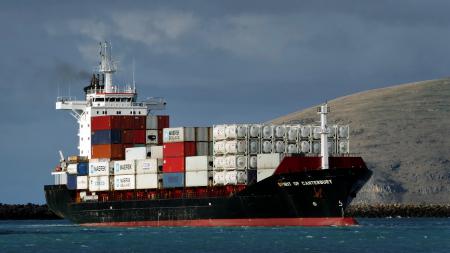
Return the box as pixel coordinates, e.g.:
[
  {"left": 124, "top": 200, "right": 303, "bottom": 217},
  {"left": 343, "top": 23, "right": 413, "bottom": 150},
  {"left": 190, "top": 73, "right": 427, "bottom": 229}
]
[{"left": 45, "top": 166, "right": 371, "bottom": 227}]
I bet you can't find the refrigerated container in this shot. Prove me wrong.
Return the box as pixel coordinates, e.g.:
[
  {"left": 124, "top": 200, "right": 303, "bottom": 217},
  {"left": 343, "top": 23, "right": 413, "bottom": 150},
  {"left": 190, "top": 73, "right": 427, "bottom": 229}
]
[
  {"left": 256, "top": 153, "right": 284, "bottom": 170},
  {"left": 89, "top": 175, "right": 110, "bottom": 191},
  {"left": 162, "top": 157, "right": 185, "bottom": 173},
  {"left": 163, "top": 127, "right": 195, "bottom": 143},
  {"left": 162, "top": 172, "right": 184, "bottom": 188},
  {"left": 136, "top": 158, "right": 162, "bottom": 174},
  {"left": 89, "top": 160, "right": 111, "bottom": 176},
  {"left": 114, "top": 175, "right": 135, "bottom": 190},
  {"left": 135, "top": 173, "right": 159, "bottom": 189},
  {"left": 163, "top": 142, "right": 196, "bottom": 157},
  {"left": 113, "top": 160, "right": 136, "bottom": 175},
  {"left": 148, "top": 145, "right": 163, "bottom": 159},
  {"left": 125, "top": 147, "right": 147, "bottom": 160},
  {"left": 76, "top": 176, "right": 88, "bottom": 190}
]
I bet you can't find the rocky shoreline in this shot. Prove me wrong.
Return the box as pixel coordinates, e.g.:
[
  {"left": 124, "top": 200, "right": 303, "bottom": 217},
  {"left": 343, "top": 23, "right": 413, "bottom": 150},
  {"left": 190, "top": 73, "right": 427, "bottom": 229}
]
[
  {"left": 347, "top": 204, "right": 450, "bottom": 217},
  {"left": 1, "top": 203, "right": 449, "bottom": 220}
]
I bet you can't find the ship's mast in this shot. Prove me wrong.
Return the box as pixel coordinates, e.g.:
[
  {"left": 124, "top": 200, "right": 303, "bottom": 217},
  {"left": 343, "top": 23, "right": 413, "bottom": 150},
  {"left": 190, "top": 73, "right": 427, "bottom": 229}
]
[
  {"left": 318, "top": 103, "right": 329, "bottom": 170},
  {"left": 99, "top": 41, "right": 116, "bottom": 93}
]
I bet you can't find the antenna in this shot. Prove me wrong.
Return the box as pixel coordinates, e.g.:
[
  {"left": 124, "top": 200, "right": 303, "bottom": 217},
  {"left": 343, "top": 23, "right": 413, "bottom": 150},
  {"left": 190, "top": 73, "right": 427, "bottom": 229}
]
[{"left": 132, "top": 57, "right": 136, "bottom": 91}]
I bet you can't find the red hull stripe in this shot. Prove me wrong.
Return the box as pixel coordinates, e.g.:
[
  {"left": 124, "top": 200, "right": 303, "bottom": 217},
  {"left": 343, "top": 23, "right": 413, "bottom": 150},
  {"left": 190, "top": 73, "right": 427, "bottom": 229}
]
[{"left": 81, "top": 217, "right": 358, "bottom": 227}]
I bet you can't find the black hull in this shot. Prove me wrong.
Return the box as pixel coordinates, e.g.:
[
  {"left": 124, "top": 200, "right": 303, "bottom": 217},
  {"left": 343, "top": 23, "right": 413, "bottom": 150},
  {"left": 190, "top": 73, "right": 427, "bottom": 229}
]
[{"left": 45, "top": 166, "right": 371, "bottom": 226}]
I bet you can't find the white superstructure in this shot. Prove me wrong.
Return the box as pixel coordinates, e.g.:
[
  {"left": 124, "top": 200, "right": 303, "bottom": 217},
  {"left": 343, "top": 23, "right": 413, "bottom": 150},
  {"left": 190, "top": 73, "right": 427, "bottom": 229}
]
[{"left": 56, "top": 41, "right": 166, "bottom": 158}]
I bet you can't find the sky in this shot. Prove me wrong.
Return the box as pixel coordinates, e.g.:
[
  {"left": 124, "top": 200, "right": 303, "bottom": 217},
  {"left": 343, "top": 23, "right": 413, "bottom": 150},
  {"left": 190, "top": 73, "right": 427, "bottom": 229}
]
[{"left": 1, "top": 0, "right": 450, "bottom": 204}]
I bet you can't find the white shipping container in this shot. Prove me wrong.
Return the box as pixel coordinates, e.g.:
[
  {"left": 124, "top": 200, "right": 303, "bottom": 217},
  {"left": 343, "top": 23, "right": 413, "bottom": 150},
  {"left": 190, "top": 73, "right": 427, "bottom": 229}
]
[
  {"left": 286, "top": 126, "right": 298, "bottom": 142},
  {"left": 146, "top": 130, "right": 160, "bottom": 145},
  {"left": 261, "top": 140, "right": 272, "bottom": 153},
  {"left": 77, "top": 176, "right": 88, "bottom": 190},
  {"left": 163, "top": 127, "right": 195, "bottom": 143},
  {"left": 136, "top": 158, "right": 161, "bottom": 174},
  {"left": 67, "top": 164, "right": 77, "bottom": 174},
  {"left": 300, "top": 141, "right": 311, "bottom": 153},
  {"left": 89, "top": 161, "right": 111, "bottom": 176},
  {"left": 196, "top": 142, "right": 210, "bottom": 156},
  {"left": 274, "top": 141, "right": 285, "bottom": 153},
  {"left": 213, "top": 141, "right": 226, "bottom": 155},
  {"left": 300, "top": 125, "right": 311, "bottom": 138},
  {"left": 248, "top": 140, "right": 260, "bottom": 154},
  {"left": 195, "top": 127, "right": 210, "bottom": 142},
  {"left": 114, "top": 175, "right": 135, "bottom": 190},
  {"left": 225, "top": 124, "right": 247, "bottom": 139},
  {"left": 114, "top": 160, "right": 136, "bottom": 175},
  {"left": 146, "top": 115, "right": 158, "bottom": 129},
  {"left": 52, "top": 172, "right": 67, "bottom": 185},
  {"left": 225, "top": 155, "right": 247, "bottom": 169},
  {"left": 213, "top": 171, "right": 225, "bottom": 185},
  {"left": 224, "top": 140, "right": 247, "bottom": 154},
  {"left": 257, "top": 168, "right": 277, "bottom": 182},
  {"left": 287, "top": 144, "right": 298, "bottom": 154},
  {"left": 149, "top": 145, "right": 163, "bottom": 159},
  {"left": 274, "top": 125, "right": 286, "bottom": 139},
  {"left": 248, "top": 124, "right": 260, "bottom": 138},
  {"left": 89, "top": 176, "right": 110, "bottom": 191},
  {"left": 125, "top": 147, "right": 147, "bottom": 160},
  {"left": 249, "top": 156, "right": 257, "bottom": 169},
  {"left": 213, "top": 125, "right": 226, "bottom": 140},
  {"left": 135, "top": 173, "right": 159, "bottom": 189},
  {"left": 185, "top": 171, "right": 210, "bottom": 187},
  {"left": 186, "top": 156, "right": 212, "bottom": 172},
  {"left": 262, "top": 125, "right": 273, "bottom": 139},
  {"left": 256, "top": 153, "right": 284, "bottom": 170},
  {"left": 213, "top": 156, "right": 227, "bottom": 169}
]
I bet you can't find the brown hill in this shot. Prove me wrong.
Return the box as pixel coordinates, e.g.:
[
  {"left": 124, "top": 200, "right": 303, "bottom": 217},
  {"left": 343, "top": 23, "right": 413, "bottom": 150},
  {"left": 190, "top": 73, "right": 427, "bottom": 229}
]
[{"left": 272, "top": 78, "right": 450, "bottom": 204}]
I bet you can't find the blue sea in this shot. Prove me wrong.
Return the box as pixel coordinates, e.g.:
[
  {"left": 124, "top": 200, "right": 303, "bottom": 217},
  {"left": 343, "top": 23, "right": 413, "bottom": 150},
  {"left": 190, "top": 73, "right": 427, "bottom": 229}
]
[{"left": 0, "top": 218, "right": 449, "bottom": 253}]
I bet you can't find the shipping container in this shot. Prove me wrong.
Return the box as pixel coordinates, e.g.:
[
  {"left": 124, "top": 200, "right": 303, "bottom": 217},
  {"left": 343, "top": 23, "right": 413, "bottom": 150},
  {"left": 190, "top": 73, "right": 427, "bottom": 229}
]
[
  {"left": 162, "top": 172, "right": 184, "bottom": 188},
  {"left": 256, "top": 153, "right": 284, "bottom": 170},
  {"left": 225, "top": 155, "right": 247, "bottom": 170},
  {"left": 213, "top": 171, "right": 225, "bottom": 185},
  {"left": 224, "top": 140, "right": 247, "bottom": 154},
  {"left": 122, "top": 130, "right": 133, "bottom": 144},
  {"left": 132, "top": 116, "right": 146, "bottom": 130},
  {"left": 114, "top": 175, "right": 135, "bottom": 190},
  {"left": 163, "top": 127, "right": 195, "bottom": 143},
  {"left": 125, "top": 147, "right": 147, "bottom": 160},
  {"left": 91, "top": 129, "right": 122, "bottom": 144},
  {"left": 77, "top": 162, "right": 89, "bottom": 175},
  {"left": 114, "top": 160, "right": 136, "bottom": 175},
  {"left": 157, "top": 115, "right": 170, "bottom": 129},
  {"left": 185, "top": 156, "right": 212, "bottom": 172},
  {"left": 248, "top": 124, "right": 261, "bottom": 138},
  {"left": 163, "top": 142, "right": 196, "bottom": 157},
  {"left": 261, "top": 125, "right": 273, "bottom": 139},
  {"left": 89, "top": 160, "right": 111, "bottom": 176},
  {"left": 91, "top": 144, "right": 124, "bottom": 160},
  {"left": 196, "top": 142, "right": 209, "bottom": 156},
  {"left": 274, "top": 125, "right": 286, "bottom": 139},
  {"left": 89, "top": 175, "right": 110, "bottom": 191},
  {"left": 68, "top": 156, "right": 88, "bottom": 163},
  {"left": 225, "top": 124, "right": 247, "bottom": 139},
  {"left": 286, "top": 126, "right": 299, "bottom": 142},
  {"left": 185, "top": 171, "right": 210, "bottom": 187},
  {"left": 136, "top": 158, "right": 162, "bottom": 174},
  {"left": 67, "top": 164, "right": 77, "bottom": 174},
  {"left": 148, "top": 145, "right": 163, "bottom": 159},
  {"left": 91, "top": 116, "right": 122, "bottom": 131},
  {"left": 76, "top": 176, "right": 88, "bottom": 190},
  {"left": 51, "top": 172, "right": 67, "bottom": 185},
  {"left": 212, "top": 125, "right": 226, "bottom": 140},
  {"left": 132, "top": 129, "right": 146, "bottom": 144},
  {"left": 163, "top": 157, "right": 185, "bottom": 173},
  {"left": 121, "top": 116, "right": 134, "bottom": 130},
  {"left": 195, "top": 127, "right": 210, "bottom": 142},
  {"left": 67, "top": 174, "right": 77, "bottom": 190},
  {"left": 136, "top": 173, "right": 159, "bottom": 189},
  {"left": 146, "top": 130, "right": 162, "bottom": 145},
  {"left": 146, "top": 115, "right": 158, "bottom": 129},
  {"left": 257, "top": 168, "right": 277, "bottom": 182}
]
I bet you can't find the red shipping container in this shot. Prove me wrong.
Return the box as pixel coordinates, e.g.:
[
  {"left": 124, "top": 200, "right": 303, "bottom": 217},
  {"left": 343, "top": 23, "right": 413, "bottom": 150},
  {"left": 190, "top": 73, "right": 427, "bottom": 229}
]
[
  {"left": 132, "top": 129, "right": 146, "bottom": 144},
  {"left": 163, "top": 142, "right": 196, "bottom": 158},
  {"left": 158, "top": 130, "right": 163, "bottom": 145},
  {"left": 122, "top": 116, "right": 134, "bottom": 130},
  {"left": 122, "top": 130, "right": 134, "bottom": 144},
  {"left": 91, "top": 116, "right": 123, "bottom": 131},
  {"left": 157, "top": 115, "right": 170, "bottom": 129},
  {"left": 163, "top": 157, "right": 185, "bottom": 173},
  {"left": 91, "top": 144, "right": 124, "bottom": 160},
  {"left": 132, "top": 116, "right": 146, "bottom": 130}
]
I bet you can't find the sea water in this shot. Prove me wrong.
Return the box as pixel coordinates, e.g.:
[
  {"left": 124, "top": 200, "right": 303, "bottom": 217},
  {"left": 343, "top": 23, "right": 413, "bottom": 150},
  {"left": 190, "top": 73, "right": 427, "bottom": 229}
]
[{"left": 0, "top": 218, "right": 449, "bottom": 253}]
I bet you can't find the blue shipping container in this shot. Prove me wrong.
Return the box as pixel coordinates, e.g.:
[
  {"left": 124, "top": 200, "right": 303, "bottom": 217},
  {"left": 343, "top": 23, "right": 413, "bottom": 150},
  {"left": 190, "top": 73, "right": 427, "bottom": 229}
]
[
  {"left": 163, "top": 172, "right": 184, "bottom": 188},
  {"left": 91, "top": 130, "right": 122, "bottom": 144},
  {"left": 77, "top": 163, "right": 88, "bottom": 175},
  {"left": 67, "top": 174, "right": 77, "bottom": 190}
]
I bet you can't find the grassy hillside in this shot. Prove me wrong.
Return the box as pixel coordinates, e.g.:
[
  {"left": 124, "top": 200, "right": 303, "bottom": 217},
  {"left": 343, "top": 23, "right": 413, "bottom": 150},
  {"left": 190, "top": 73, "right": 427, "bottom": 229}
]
[{"left": 272, "top": 79, "right": 450, "bottom": 204}]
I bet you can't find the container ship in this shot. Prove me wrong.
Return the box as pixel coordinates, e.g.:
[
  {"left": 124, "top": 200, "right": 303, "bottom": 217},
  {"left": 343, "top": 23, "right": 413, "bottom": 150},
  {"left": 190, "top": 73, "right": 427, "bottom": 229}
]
[{"left": 45, "top": 42, "right": 371, "bottom": 227}]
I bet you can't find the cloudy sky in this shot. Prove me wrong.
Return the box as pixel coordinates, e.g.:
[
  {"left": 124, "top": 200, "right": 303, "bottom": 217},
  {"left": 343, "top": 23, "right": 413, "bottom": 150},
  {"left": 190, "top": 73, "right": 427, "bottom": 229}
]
[{"left": 1, "top": 0, "right": 449, "bottom": 203}]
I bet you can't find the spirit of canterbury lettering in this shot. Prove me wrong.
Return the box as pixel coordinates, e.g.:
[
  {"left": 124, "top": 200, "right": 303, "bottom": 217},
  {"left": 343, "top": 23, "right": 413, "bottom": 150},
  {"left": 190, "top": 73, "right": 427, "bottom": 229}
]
[{"left": 278, "top": 179, "right": 333, "bottom": 187}]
